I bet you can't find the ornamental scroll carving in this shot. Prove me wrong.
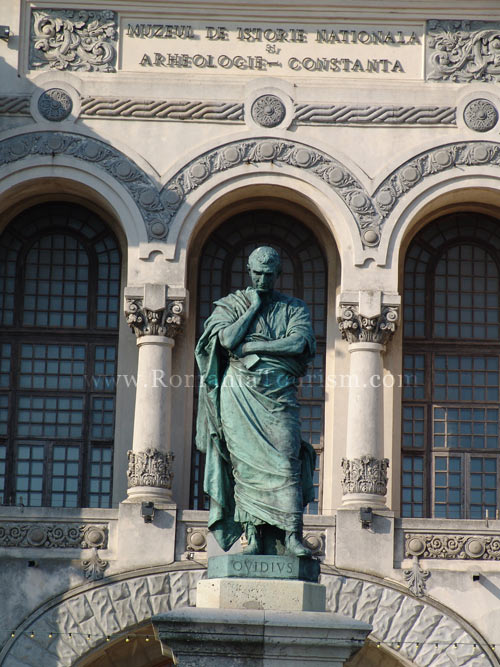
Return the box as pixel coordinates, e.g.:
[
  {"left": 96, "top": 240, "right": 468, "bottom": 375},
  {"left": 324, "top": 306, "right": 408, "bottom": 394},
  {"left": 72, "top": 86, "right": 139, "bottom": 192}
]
[
  {"left": 30, "top": 9, "right": 117, "bottom": 72},
  {"left": 127, "top": 448, "right": 174, "bottom": 489},
  {"left": 0, "top": 522, "right": 107, "bottom": 549},
  {"left": 406, "top": 533, "right": 500, "bottom": 560},
  {"left": 426, "top": 19, "right": 500, "bottom": 83},
  {"left": 125, "top": 297, "right": 184, "bottom": 338},
  {"left": 337, "top": 304, "right": 399, "bottom": 344},
  {"left": 341, "top": 456, "right": 389, "bottom": 496}
]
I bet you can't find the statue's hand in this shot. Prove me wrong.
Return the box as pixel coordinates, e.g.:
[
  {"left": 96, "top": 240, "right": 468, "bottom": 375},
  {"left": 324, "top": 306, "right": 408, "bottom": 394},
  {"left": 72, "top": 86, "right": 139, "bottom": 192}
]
[{"left": 247, "top": 289, "right": 261, "bottom": 309}]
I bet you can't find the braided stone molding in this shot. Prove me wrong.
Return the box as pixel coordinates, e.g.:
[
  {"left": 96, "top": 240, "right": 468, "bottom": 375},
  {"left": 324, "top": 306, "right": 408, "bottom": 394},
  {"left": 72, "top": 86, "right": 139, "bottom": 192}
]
[
  {"left": 341, "top": 456, "right": 390, "bottom": 496},
  {"left": 161, "top": 137, "right": 382, "bottom": 246},
  {"left": 322, "top": 571, "right": 495, "bottom": 666},
  {"left": 406, "top": 533, "right": 500, "bottom": 560},
  {"left": 464, "top": 99, "right": 499, "bottom": 132},
  {"left": 0, "top": 96, "right": 31, "bottom": 115},
  {"left": 127, "top": 448, "right": 174, "bottom": 490},
  {"left": 124, "top": 297, "right": 184, "bottom": 338},
  {"left": 295, "top": 104, "right": 456, "bottom": 126},
  {"left": 38, "top": 88, "right": 73, "bottom": 122},
  {"left": 338, "top": 304, "right": 399, "bottom": 344},
  {"left": 0, "top": 522, "right": 107, "bottom": 549},
  {"left": 0, "top": 131, "right": 167, "bottom": 241},
  {"left": 80, "top": 96, "right": 244, "bottom": 121},
  {"left": 30, "top": 9, "right": 117, "bottom": 72},
  {"left": 0, "top": 567, "right": 494, "bottom": 666},
  {"left": 427, "top": 20, "right": 500, "bottom": 83}
]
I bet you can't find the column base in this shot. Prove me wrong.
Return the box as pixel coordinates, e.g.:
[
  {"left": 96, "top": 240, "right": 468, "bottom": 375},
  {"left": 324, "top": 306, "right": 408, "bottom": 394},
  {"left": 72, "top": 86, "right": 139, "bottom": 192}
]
[
  {"left": 341, "top": 492, "right": 388, "bottom": 509},
  {"left": 153, "top": 607, "right": 370, "bottom": 666},
  {"left": 125, "top": 485, "right": 173, "bottom": 503}
]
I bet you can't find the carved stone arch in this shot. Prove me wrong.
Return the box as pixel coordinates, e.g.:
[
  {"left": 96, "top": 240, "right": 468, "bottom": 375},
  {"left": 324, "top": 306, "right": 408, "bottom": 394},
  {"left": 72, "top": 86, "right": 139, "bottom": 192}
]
[
  {"left": 0, "top": 566, "right": 205, "bottom": 667},
  {"left": 0, "top": 130, "right": 165, "bottom": 245},
  {"left": 322, "top": 570, "right": 498, "bottom": 666},
  {"left": 376, "top": 141, "right": 500, "bottom": 265},
  {"left": 160, "top": 136, "right": 381, "bottom": 254}
]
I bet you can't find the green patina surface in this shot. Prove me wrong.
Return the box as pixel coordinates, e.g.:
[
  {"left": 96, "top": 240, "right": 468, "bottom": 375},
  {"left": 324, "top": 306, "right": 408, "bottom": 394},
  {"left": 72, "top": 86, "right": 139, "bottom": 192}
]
[{"left": 207, "top": 554, "right": 320, "bottom": 582}]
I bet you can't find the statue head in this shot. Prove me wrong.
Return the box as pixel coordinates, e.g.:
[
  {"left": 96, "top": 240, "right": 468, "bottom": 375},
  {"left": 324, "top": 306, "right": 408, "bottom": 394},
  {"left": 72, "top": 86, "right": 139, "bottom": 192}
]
[{"left": 247, "top": 246, "right": 281, "bottom": 293}]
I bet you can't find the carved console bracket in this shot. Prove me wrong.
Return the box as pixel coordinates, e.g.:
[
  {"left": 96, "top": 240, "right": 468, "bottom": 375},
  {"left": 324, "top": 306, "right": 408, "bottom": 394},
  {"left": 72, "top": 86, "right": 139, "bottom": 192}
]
[
  {"left": 337, "top": 291, "right": 400, "bottom": 344},
  {"left": 124, "top": 284, "right": 187, "bottom": 338},
  {"left": 404, "top": 555, "right": 430, "bottom": 597},
  {"left": 341, "top": 456, "right": 390, "bottom": 496},
  {"left": 127, "top": 448, "right": 174, "bottom": 490}
]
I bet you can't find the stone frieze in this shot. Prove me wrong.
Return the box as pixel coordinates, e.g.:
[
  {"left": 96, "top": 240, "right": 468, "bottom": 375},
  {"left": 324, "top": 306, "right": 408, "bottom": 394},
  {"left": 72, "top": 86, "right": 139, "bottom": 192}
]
[
  {"left": 406, "top": 532, "right": 500, "bottom": 560},
  {"left": 0, "top": 522, "right": 107, "bottom": 549}
]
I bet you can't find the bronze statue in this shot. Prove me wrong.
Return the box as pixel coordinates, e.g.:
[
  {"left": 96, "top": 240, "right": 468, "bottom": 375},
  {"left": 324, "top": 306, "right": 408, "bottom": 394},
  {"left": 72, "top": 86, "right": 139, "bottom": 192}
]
[{"left": 195, "top": 246, "right": 316, "bottom": 556}]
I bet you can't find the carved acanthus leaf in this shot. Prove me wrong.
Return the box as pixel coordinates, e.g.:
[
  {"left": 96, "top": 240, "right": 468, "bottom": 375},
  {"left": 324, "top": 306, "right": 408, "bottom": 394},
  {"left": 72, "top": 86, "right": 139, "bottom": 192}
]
[
  {"left": 82, "top": 547, "right": 109, "bottom": 581},
  {"left": 404, "top": 555, "right": 430, "bottom": 597},
  {"left": 127, "top": 448, "right": 174, "bottom": 489},
  {"left": 125, "top": 298, "right": 184, "bottom": 338},
  {"left": 338, "top": 304, "right": 399, "bottom": 344},
  {"left": 341, "top": 456, "right": 389, "bottom": 496},
  {"left": 30, "top": 9, "right": 117, "bottom": 72}
]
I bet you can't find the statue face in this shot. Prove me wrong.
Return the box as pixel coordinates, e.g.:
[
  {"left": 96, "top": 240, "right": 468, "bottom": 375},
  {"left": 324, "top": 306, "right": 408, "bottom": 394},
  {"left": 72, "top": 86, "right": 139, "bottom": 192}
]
[{"left": 248, "top": 261, "right": 279, "bottom": 292}]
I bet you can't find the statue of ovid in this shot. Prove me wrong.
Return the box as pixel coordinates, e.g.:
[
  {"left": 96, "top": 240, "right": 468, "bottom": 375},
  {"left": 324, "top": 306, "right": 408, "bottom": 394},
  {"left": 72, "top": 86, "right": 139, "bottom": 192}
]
[{"left": 195, "top": 246, "right": 316, "bottom": 557}]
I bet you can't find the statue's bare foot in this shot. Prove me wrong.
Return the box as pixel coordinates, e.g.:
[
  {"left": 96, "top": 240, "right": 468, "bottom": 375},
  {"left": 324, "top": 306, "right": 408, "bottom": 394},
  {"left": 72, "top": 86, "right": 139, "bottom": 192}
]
[{"left": 285, "top": 532, "right": 312, "bottom": 557}]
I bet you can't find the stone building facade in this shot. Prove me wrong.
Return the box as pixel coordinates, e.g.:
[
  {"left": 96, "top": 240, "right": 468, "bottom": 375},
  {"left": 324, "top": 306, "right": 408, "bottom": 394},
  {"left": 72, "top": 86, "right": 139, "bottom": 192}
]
[{"left": 1, "top": 0, "right": 500, "bottom": 665}]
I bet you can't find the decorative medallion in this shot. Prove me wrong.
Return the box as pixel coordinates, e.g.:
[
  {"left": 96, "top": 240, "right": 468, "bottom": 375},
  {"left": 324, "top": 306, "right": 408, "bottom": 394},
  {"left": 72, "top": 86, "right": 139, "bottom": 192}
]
[
  {"left": 37, "top": 88, "right": 73, "bottom": 121},
  {"left": 251, "top": 95, "right": 286, "bottom": 127},
  {"left": 463, "top": 99, "right": 499, "bottom": 132}
]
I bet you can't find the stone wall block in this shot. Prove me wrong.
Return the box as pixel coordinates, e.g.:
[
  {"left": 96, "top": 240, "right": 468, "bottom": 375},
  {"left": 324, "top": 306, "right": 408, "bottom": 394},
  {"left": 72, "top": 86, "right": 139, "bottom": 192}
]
[
  {"left": 125, "top": 578, "right": 154, "bottom": 621},
  {"left": 335, "top": 577, "right": 364, "bottom": 617},
  {"left": 148, "top": 574, "right": 172, "bottom": 614},
  {"left": 371, "top": 588, "right": 405, "bottom": 639},
  {"left": 353, "top": 582, "right": 384, "bottom": 625},
  {"left": 86, "top": 588, "right": 121, "bottom": 636},
  {"left": 388, "top": 597, "right": 424, "bottom": 643},
  {"left": 109, "top": 584, "right": 139, "bottom": 629},
  {"left": 403, "top": 607, "right": 443, "bottom": 661},
  {"left": 321, "top": 573, "right": 343, "bottom": 610}
]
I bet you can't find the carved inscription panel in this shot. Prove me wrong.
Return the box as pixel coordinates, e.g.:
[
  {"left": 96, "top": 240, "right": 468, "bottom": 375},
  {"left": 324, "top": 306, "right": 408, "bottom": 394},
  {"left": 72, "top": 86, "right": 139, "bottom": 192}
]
[{"left": 120, "top": 19, "right": 424, "bottom": 79}]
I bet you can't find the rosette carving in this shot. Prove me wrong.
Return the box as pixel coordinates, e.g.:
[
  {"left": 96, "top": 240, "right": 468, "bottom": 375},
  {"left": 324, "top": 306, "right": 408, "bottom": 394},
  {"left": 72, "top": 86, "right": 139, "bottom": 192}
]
[
  {"left": 341, "top": 456, "right": 389, "bottom": 496},
  {"left": 338, "top": 304, "right": 399, "bottom": 344},
  {"left": 30, "top": 9, "right": 117, "bottom": 72},
  {"left": 251, "top": 95, "right": 286, "bottom": 127},
  {"left": 127, "top": 448, "right": 174, "bottom": 489},
  {"left": 464, "top": 99, "right": 499, "bottom": 132}
]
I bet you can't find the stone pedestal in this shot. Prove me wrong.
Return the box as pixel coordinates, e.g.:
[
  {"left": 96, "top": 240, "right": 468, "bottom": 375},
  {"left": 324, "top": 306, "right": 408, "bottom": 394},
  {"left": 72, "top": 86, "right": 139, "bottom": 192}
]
[
  {"left": 153, "top": 607, "right": 371, "bottom": 667},
  {"left": 152, "top": 555, "right": 371, "bottom": 665}
]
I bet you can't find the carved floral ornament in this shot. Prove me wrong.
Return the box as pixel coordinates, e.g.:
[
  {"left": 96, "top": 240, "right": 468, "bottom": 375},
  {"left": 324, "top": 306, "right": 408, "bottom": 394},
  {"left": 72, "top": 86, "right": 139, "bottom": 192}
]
[
  {"left": 4, "top": 132, "right": 500, "bottom": 249},
  {"left": 337, "top": 304, "right": 399, "bottom": 344},
  {"left": 127, "top": 448, "right": 174, "bottom": 489},
  {"left": 30, "top": 9, "right": 117, "bottom": 72},
  {"left": 341, "top": 456, "right": 390, "bottom": 496},
  {"left": 124, "top": 297, "right": 184, "bottom": 338},
  {"left": 406, "top": 532, "right": 500, "bottom": 560},
  {"left": 0, "top": 522, "right": 107, "bottom": 549}
]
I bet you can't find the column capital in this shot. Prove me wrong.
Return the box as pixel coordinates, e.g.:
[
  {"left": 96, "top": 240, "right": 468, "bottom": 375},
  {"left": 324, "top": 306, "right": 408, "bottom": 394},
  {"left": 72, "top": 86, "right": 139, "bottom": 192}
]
[
  {"left": 341, "top": 456, "right": 390, "bottom": 497},
  {"left": 124, "top": 284, "right": 188, "bottom": 339},
  {"left": 127, "top": 447, "right": 174, "bottom": 491},
  {"left": 337, "top": 291, "right": 400, "bottom": 345}
]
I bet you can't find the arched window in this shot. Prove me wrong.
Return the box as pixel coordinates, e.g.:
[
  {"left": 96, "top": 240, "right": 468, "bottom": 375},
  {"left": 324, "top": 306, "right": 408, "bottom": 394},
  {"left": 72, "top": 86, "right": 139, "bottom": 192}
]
[
  {"left": 0, "top": 202, "right": 120, "bottom": 508},
  {"left": 191, "top": 209, "right": 327, "bottom": 514},
  {"left": 402, "top": 213, "right": 500, "bottom": 518}
]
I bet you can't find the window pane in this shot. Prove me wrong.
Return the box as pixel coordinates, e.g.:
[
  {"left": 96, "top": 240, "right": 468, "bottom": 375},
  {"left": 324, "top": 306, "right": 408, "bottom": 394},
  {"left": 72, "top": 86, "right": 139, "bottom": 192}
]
[
  {"left": 15, "top": 444, "right": 45, "bottom": 507},
  {"left": 434, "top": 456, "right": 463, "bottom": 518},
  {"left": 88, "top": 446, "right": 113, "bottom": 508},
  {"left": 401, "top": 455, "right": 424, "bottom": 517}
]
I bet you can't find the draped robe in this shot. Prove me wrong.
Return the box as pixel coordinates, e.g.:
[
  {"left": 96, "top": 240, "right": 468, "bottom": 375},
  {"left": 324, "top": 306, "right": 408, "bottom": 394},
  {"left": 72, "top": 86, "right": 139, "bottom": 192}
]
[{"left": 195, "top": 287, "right": 316, "bottom": 551}]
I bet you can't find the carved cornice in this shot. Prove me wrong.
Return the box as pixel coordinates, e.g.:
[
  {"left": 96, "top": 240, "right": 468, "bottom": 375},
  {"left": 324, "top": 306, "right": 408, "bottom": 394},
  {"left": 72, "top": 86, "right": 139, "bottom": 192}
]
[
  {"left": 295, "top": 104, "right": 456, "bottom": 126},
  {"left": 338, "top": 304, "right": 399, "bottom": 344},
  {"left": 30, "top": 9, "right": 117, "bottom": 72},
  {"left": 341, "top": 456, "right": 389, "bottom": 496},
  {"left": 427, "top": 19, "right": 500, "bottom": 83},
  {"left": 0, "top": 522, "right": 107, "bottom": 549},
  {"left": 125, "top": 297, "right": 184, "bottom": 338},
  {"left": 127, "top": 448, "right": 174, "bottom": 489},
  {"left": 406, "top": 532, "right": 500, "bottom": 560}
]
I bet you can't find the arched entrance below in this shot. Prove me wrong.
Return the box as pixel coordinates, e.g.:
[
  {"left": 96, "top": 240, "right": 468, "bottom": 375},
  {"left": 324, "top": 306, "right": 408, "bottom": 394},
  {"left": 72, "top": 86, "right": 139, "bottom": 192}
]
[{"left": 77, "top": 624, "right": 172, "bottom": 667}]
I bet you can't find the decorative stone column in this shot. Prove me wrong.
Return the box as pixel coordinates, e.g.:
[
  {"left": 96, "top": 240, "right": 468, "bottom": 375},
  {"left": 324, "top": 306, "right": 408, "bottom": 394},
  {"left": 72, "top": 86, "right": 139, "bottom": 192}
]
[
  {"left": 337, "top": 291, "right": 400, "bottom": 509},
  {"left": 124, "top": 284, "right": 186, "bottom": 502}
]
